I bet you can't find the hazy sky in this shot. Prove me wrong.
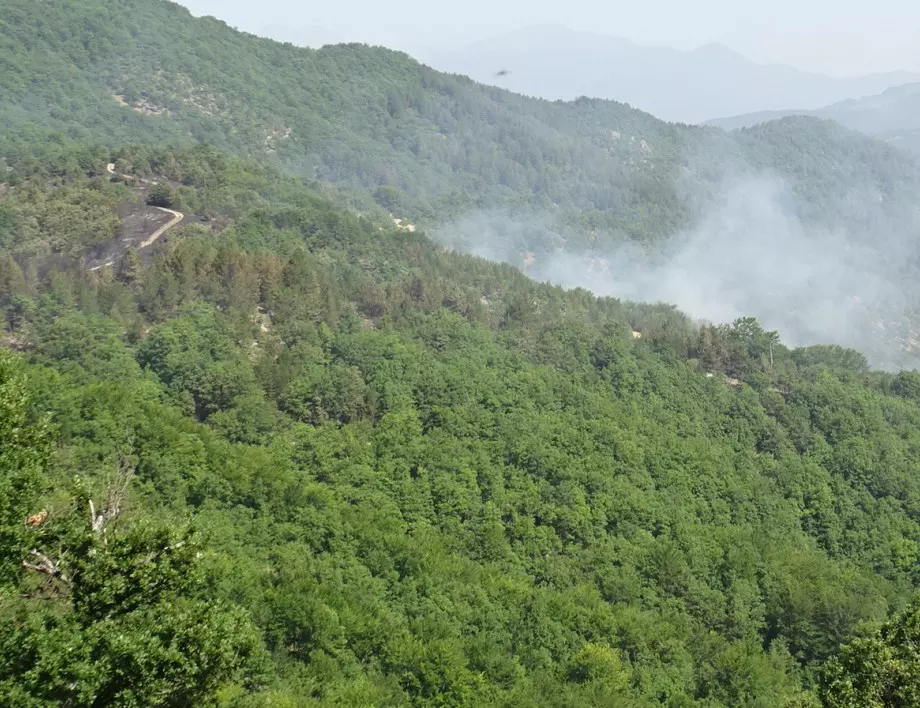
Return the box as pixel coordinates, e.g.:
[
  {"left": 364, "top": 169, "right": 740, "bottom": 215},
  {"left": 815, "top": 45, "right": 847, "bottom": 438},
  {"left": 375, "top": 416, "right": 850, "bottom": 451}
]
[{"left": 178, "top": 0, "right": 920, "bottom": 76}]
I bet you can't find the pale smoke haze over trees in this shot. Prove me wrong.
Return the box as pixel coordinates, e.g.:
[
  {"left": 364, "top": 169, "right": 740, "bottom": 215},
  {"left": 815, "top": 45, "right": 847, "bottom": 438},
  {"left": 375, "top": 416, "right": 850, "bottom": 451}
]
[
  {"left": 435, "top": 123, "right": 920, "bottom": 371},
  {"left": 478, "top": 187, "right": 910, "bottom": 368}
]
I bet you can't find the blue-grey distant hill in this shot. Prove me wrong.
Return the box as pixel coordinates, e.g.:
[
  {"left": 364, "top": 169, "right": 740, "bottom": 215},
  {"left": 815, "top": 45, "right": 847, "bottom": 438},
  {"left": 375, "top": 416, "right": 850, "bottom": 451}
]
[
  {"left": 421, "top": 24, "right": 919, "bottom": 124},
  {"left": 706, "top": 82, "right": 920, "bottom": 154}
]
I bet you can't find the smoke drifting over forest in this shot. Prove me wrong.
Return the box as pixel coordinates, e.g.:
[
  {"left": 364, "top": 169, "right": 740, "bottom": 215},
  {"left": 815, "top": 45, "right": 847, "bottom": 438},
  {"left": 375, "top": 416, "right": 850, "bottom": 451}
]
[{"left": 435, "top": 173, "right": 920, "bottom": 370}]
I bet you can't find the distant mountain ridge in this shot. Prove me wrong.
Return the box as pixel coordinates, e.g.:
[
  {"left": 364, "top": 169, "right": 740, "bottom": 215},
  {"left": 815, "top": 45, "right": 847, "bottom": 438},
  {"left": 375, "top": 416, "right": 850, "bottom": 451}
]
[
  {"left": 3, "top": 1, "right": 919, "bottom": 254},
  {"left": 422, "top": 25, "right": 919, "bottom": 124},
  {"left": 707, "top": 82, "right": 920, "bottom": 154}
]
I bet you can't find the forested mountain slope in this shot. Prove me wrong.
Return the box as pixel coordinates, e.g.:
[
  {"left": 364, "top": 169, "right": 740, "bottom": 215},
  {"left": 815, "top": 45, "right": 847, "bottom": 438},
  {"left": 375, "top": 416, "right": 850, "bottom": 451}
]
[
  {"left": 3, "top": 0, "right": 920, "bottom": 254},
  {"left": 3, "top": 145, "right": 920, "bottom": 705},
  {"left": 10, "top": 0, "right": 920, "bottom": 374}
]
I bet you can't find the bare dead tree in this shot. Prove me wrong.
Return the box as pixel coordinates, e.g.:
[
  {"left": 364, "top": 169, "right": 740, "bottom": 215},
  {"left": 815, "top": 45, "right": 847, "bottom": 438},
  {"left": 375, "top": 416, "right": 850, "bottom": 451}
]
[
  {"left": 89, "top": 452, "right": 135, "bottom": 539},
  {"left": 22, "top": 445, "right": 137, "bottom": 591},
  {"left": 22, "top": 549, "right": 70, "bottom": 584}
]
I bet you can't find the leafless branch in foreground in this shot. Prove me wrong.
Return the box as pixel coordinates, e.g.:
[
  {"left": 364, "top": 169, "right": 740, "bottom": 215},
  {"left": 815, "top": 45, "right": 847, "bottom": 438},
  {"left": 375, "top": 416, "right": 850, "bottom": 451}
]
[
  {"left": 22, "top": 550, "right": 70, "bottom": 584},
  {"left": 90, "top": 452, "right": 135, "bottom": 538}
]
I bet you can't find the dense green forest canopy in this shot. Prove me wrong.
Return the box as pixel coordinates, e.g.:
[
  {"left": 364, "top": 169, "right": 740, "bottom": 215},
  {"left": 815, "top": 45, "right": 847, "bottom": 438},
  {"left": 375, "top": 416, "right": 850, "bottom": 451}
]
[{"left": 1, "top": 145, "right": 920, "bottom": 705}]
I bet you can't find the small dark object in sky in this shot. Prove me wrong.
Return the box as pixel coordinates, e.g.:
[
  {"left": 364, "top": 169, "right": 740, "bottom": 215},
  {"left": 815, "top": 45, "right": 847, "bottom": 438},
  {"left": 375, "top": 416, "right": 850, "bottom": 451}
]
[{"left": 495, "top": 69, "right": 509, "bottom": 77}]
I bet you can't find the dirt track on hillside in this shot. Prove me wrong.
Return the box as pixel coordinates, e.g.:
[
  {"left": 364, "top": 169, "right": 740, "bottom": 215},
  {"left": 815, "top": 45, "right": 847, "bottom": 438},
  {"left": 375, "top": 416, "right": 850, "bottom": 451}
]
[{"left": 88, "top": 164, "right": 185, "bottom": 271}]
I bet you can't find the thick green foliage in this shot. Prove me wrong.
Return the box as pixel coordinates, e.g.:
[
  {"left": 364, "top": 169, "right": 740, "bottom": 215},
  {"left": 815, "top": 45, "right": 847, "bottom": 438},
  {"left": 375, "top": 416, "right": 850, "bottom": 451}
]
[
  {"left": 0, "top": 351, "right": 52, "bottom": 585},
  {"left": 821, "top": 598, "right": 920, "bottom": 707},
  {"left": 0, "top": 351, "right": 261, "bottom": 706},
  {"left": 0, "top": 149, "right": 919, "bottom": 704}
]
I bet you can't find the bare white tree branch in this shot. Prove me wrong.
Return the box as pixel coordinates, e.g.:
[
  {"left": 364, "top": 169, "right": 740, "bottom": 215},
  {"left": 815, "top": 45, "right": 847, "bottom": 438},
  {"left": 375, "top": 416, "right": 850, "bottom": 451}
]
[
  {"left": 90, "top": 453, "right": 135, "bottom": 537},
  {"left": 23, "top": 442, "right": 137, "bottom": 592},
  {"left": 22, "top": 550, "right": 70, "bottom": 584}
]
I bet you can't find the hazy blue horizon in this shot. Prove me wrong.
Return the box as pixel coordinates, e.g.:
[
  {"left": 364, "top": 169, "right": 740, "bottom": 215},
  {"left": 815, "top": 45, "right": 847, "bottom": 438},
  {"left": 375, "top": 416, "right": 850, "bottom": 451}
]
[{"left": 177, "top": 0, "right": 920, "bottom": 77}]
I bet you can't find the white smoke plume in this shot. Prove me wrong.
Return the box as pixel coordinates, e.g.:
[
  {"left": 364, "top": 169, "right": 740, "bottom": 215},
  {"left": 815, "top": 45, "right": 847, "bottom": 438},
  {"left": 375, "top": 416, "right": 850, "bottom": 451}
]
[{"left": 434, "top": 174, "right": 919, "bottom": 370}]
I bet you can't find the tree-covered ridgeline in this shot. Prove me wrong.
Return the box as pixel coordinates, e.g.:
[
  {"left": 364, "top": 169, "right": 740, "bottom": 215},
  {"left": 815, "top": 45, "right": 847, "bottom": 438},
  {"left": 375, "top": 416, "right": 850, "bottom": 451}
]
[{"left": 3, "top": 0, "right": 920, "bottom": 255}]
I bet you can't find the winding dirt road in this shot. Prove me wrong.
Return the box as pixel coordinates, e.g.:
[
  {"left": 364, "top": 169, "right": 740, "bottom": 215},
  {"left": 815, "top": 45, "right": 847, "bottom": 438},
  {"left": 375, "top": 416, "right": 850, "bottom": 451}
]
[{"left": 89, "top": 164, "right": 185, "bottom": 271}]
